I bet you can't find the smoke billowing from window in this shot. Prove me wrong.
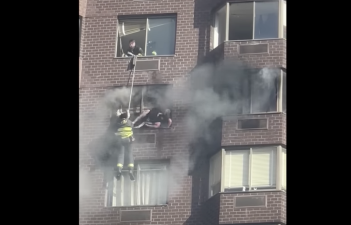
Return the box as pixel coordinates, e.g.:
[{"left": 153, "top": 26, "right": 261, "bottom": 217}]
[{"left": 79, "top": 58, "right": 281, "bottom": 206}]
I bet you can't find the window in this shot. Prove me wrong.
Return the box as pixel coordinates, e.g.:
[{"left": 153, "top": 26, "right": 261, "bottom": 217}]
[
  {"left": 106, "top": 84, "right": 173, "bottom": 128},
  {"left": 281, "top": 147, "right": 286, "bottom": 190},
  {"left": 250, "top": 68, "right": 279, "bottom": 113},
  {"left": 116, "top": 15, "right": 176, "bottom": 57},
  {"left": 282, "top": 71, "right": 286, "bottom": 113},
  {"left": 79, "top": 16, "right": 82, "bottom": 55},
  {"left": 212, "top": 0, "right": 285, "bottom": 48},
  {"left": 282, "top": 0, "right": 286, "bottom": 39},
  {"left": 217, "top": 68, "right": 285, "bottom": 114},
  {"left": 209, "top": 146, "right": 285, "bottom": 197},
  {"left": 213, "top": 5, "right": 227, "bottom": 48},
  {"left": 105, "top": 162, "right": 168, "bottom": 206},
  {"left": 209, "top": 149, "right": 224, "bottom": 197},
  {"left": 108, "top": 84, "right": 172, "bottom": 113}
]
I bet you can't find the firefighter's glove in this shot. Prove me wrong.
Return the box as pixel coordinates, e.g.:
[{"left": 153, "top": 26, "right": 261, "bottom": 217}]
[{"left": 116, "top": 109, "right": 122, "bottom": 117}]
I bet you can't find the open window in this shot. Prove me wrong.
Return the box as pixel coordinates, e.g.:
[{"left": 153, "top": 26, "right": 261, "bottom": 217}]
[
  {"left": 108, "top": 84, "right": 173, "bottom": 129},
  {"left": 208, "top": 149, "right": 225, "bottom": 198},
  {"left": 105, "top": 161, "right": 169, "bottom": 207},
  {"left": 116, "top": 15, "right": 177, "bottom": 57},
  {"left": 217, "top": 68, "right": 285, "bottom": 115}
]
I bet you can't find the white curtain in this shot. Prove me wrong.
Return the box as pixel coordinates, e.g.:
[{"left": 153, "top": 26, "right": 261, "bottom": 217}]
[
  {"left": 251, "top": 148, "right": 276, "bottom": 187},
  {"left": 112, "top": 163, "right": 167, "bottom": 206},
  {"left": 281, "top": 148, "right": 286, "bottom": 190},
  {"left": 224, "top": 150, "right": 249, "bottom": 189},
  {"left": 209, "top": 151, "right": 222, "bottom": 197},
  {"left": 224, "top": 147, "right": 277, "bottom": 190}
]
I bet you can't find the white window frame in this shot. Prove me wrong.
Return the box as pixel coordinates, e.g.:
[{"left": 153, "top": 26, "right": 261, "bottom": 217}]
[
  {"left": 209, "top": 146, "right": 286, "bottom": 197},
  {"left": 212, "top": 0, "right": 286, "bottom": 46}
]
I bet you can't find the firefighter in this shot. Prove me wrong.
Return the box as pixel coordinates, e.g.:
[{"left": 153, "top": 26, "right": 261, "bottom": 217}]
[
  {"left": 132, "top": 108, "right": 172, "bottom": 128},
  {"left": 114, "top": 109, "right": 135, "bottom": 181},
  {"left": 126, "top": 39, "right": 143, "bottom": 57}
]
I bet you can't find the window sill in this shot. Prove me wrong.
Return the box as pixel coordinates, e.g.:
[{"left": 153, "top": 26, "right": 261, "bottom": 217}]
[
  {"left": 221, "top": 189, "right": 284, "bottom": 194},
  {"left": 106, "top": 204, "right": 168, "bottom": 208},
  {"left": 236, "top": 128, "right": 268, "bottom": 131},
  {"left": 208, "top": 189, "right": 284, "bottom": 200},
  {"left": 114, "top": 55, "right": 176, "bottom": 59},
  {"left": 222, "top": 111, "right": 285, "bottom": 120},
  {"left": 225, "top": 38, "right": 285, "bottom": 42}
]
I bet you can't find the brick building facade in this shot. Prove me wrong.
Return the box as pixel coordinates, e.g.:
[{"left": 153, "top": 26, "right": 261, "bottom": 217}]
[{"left": 79, "top": 0, "right": 286, "bottom": 225}]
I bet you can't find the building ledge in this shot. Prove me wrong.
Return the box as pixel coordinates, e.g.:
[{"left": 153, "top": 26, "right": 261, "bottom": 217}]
[{"left": 105, "top": 204, "right": 168, "bottom": 209}]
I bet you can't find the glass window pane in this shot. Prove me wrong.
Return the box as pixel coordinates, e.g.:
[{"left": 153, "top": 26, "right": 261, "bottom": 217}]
[
  {"left": 251, "top": 69, "right": 279, "bottom": 113},
  {"left": 282, "top": 72, "right": 286, "bottom": 113},
  {"left": 224, "top": 150, "right": 249, "bottom": 189},
  {"left": 229, "top": 2, "right": 253, "bottom": 40},
  {"left": 117, "top": 19, "right": 147, "bottom": 57},
  {"left": 254, "top": 1, "right": 279, "bottom": 39},
  {"left": 282, "top": 0, "right": 286, "bottom": 39},
  {"left": 251, "top": 147, "right": 276, "bottom": 188},
  {"left": 209, "top": 151, "right": 222, "bottom": 196},
  {"left": 146, "top": 17, "right": 176, "bottom": 56},
  {"left": 282, "top": 148, "right": 286, "bottom": 190},
  {"left": 215, "top": 5, "right": 227, "bottom": 46}
]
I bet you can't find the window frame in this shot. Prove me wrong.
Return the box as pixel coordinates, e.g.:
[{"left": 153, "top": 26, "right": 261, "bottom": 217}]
[
  {"left": 208, "top": 145, "right": 286, "bottom": 198},
  {"left": 79, "top": 15, "right": 82, "bottom": 56},
  {"left": 116, "top": 14, "right": 177, "bottom": 58},
  {"left": 212, "top": 0, "right": 286, "bottom": 47},
  {"left": 111, "top": 84, "right": 172, "bottom": 114},
  {"left": 105, "top": 160, "right": 170, "bottom": 207},
  {"left": 216, "top": 68, "right": 286, "bottom": 115}
]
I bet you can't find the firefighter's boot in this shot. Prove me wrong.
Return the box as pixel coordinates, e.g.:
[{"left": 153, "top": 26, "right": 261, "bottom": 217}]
[{"left": 114, "top": 166, "right": 122, "bottom": 180}]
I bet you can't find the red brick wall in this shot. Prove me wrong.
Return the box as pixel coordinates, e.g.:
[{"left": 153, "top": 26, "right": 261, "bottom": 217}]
[
  {"left": 219, "top": 191, "right": 286, "bottom": 224},
  {"left": 221, "top": 113, "right": 286, "bottom": 146},
  {"left": 224, "top": 39, "right": 286, "bottom": 68}
]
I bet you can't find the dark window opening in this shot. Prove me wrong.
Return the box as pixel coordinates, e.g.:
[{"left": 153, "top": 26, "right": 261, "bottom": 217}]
[
  {"left": 117, "top": 15, "right": 177, "bottom": 57},
  {"left": 217, "top": 68, "right": 281, "bottom": 115},
  {"left": 251, "top": 69, "right": 279, "bottom": 113}
]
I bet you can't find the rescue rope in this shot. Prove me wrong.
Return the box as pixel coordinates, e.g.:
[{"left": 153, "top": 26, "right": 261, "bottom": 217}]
[{"left": 127, "top": 55, "right": 137, "bottom": 111}]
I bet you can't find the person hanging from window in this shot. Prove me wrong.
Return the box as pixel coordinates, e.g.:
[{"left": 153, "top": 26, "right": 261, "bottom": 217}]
[
  {"left": 132, "top": 108, "right": 172, "bottom": 128},
  {"left": 114, "top": 109, "right": 135, "bottom": 181},
  {"left": 126, "top": 39, "right": 143, "bottom": 57}
]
